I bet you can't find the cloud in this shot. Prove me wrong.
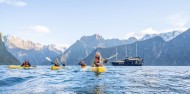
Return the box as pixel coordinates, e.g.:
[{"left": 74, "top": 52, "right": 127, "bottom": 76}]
[
  {"left": 162, "top": 27, "right": 188, "bottom": 33},
  {"left": 141, "top": 28, "right": 159, "bottom": 34},
  {"left": 56, "top": 44, "right": 70, "bottom": 49},
  {"left": 29, "top": 25, "right": 50, "bottom": 33},
  {"left": 124, "top": 27, "right": 189, "bottom": 40},
  {"left": 0, "top": 0, "right": 27, "bottom": 7},
  {"left": 124, "top": 27, "right": 159, "bottom": 39},
  {"left": 168, "top": 13, "right": 189, "bottom": 27}
]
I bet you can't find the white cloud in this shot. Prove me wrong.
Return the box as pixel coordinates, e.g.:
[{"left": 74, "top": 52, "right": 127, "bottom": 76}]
[
  {"left": 124, "top": 27, "right": 189, "bottom": 40},
  {"left": 124, "top": 27, "right": 158, "bottom": 39},
  {"left": 162, "top": 27, "right": 188, "bottom": 33},
  {"left": 0, "top": 0, "right": 27, "bottom": 7},
  {"left": 141, "top": 28, "right": 159, "bottom": 34},
  {"left": 168, "top": 13, "right": 189, "bottom": 27},
  {"left": 56, "top": 44, "right": 70, "bottom": 49},
  {"left": 29, "top": 25, "right": 50, "bottom": 33},
  {"left": 124, "top": 32, "right": 135, "bottom": 39}
]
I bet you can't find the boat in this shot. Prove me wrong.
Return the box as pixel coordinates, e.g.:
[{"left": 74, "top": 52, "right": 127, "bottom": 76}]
[
  {"left": 111, "top": 57, "right": 143, "bottom": 66},
  {"left": 91, "top": 67, "right": 106, "bottom": 73},
  {"left": 111, "top": 41, "right": 143, "bottom": 66},
  {"left": 51, "top": 66, "right": 61, "bottom": 70},
  {"left": 81, "top": 66, "right": 87, "bottom": 68},
  {"left": 8, "top": 65, "right": 36, "bottom": 69}
]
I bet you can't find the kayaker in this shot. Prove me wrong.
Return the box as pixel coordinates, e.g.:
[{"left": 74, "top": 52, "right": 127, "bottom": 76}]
[
  {"left": 79, "top": 61, "right": 86, "bottom": 67},
  {"left": 92, "top": 51, "right": 108, "bottom": 67},
  {"left": 54, "top": 58, "right": 60, "bottom": 66},
  {"left": 21, "top": 60, "right": 31, "bottom": 67}
]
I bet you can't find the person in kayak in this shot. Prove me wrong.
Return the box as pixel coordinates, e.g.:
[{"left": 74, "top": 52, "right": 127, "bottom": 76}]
[
  {"left": 54, "top": 58, "right": 60, "bottom": 66},
  {"left": 92, "top": 51, "right": 108, "bottom": 67},
  {"left": 79, "top": 61, "right": 86, "bottom": 67},
  {"left": 21, "top": 60, "right": 31, "bottom": 67}
]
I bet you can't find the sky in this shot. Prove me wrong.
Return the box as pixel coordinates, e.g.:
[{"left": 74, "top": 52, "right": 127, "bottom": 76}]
[{"left": 0, "top": 0, "right": 190, "bottom": 47}]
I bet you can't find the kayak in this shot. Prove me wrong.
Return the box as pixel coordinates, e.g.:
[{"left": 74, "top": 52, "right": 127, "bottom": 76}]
[
  {"left": 91, "top": 67, "right": 106, "bottom": 73},
  {"left": 51, "top": 66, "right": 61, "bottom": 70},
  {"left": 8, "top": 65, "right": 36, "bottom": 69},
  {"left": 81, "top": 66, "right": 87, "bottom": 68}
]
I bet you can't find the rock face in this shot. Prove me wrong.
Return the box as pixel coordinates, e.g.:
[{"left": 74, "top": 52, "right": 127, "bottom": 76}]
[
  {"left": 84, "top": 29, "right": 190, "bottom": 66},
  {"left": 4, "top": 35, "right": 67, "bottom": 65},
  {"left": 0, "top": 33, "right": 20, "bottom": 65},
  {"left": 59, "top": 34, "right": 137, "bottom": 65},
  {"left": 140, "top": 31, "right": 182, "bottom": 41},
  {"left": 157, "top": 28, "right": 190, "bottom": 65},
  {"left": 83, "top": 36, "right": 165, "bottom": 65}
]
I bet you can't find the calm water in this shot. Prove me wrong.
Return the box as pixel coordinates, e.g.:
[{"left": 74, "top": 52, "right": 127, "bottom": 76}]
[{"left": 0, "top": 66, "right": 190, "bottom": 94}]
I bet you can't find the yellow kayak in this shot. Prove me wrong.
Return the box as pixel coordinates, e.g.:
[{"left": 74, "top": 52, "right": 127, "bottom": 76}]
[
  {"left": 51, "top": 66, "right": 61, "bottom": 70},
  {"left": 91, "top": 67, "right": 106, "bottom": 73},
  {"left": 81, "top": 66, "right": 87, "bottom": 68},
  {"left": 8, "top": 65, "right": 35, "bottom": 69}
]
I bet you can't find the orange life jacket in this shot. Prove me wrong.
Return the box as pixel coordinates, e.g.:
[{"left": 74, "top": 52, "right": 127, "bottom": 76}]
[{"left": 23, "top": 62, "right": 29, "bottom": 67}]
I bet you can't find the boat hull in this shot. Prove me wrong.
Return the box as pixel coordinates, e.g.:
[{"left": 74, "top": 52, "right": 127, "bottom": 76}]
[{"left": 111, "top": 57, "right": 143, "bottom": 66}]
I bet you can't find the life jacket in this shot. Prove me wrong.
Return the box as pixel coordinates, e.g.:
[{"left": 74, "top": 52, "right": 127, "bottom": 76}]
[
  {"left": 23, "top": 62, "right": 29, "bottom": 67},
  {"left": 54, "top": 62, "right": 59, "bottom": 66},
  {"left": 95, "top": 58, "right": 100, "bottom": 63},
  {"left": 81, "top": 63, "right": 86, "bottom": 66},
  {"left": 95, "top": 58, "right": 102, "bottom": 67}
]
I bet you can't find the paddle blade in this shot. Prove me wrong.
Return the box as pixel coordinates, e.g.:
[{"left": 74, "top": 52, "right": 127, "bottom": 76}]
[
  {"left": 107, "top": 54, "right": 118, "bottom": 59},
  {"left": 46, "top": 57, "right": 52, "bottom": 62}
]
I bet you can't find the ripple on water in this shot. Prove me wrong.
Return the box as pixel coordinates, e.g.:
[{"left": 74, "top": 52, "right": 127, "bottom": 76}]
[
  {"left": 0, "top": 77, "right": 30, "bottom": 87},
  {"left": 1, "top": 66, "right": 190, "bottom": 93}
]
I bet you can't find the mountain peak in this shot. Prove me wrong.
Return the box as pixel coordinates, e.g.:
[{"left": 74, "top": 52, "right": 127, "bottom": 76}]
[
  {"left": 0, "top": 32, "right": 4, "bottom": 42},
  {"left": 140, "top": 30, "right": 183, "bottom": 41},
  {"left": 93, "top": 34, "right": 103, "bottom": 40},
  {"left": 127, "top": 37, "right": 138, "bottom": 41},
  {"left": 80, "top": 34, "right": 104, "bottom": 41}
]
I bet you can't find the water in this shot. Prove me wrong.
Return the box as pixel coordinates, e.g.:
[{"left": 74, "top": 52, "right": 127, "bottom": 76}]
[{"left": 0, "top": 66, "right": 190, "bottom": 94}]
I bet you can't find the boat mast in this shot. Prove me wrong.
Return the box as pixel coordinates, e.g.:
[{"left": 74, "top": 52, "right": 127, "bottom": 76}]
[
  {"left": 125, "top": 45, "right": 128, "bottom": 57},
  {"left": 136, "top": 41, "right": 137, "bottom": 57},
  {"left": 116, "top": 47, "right": 118, "bottom": 60}
]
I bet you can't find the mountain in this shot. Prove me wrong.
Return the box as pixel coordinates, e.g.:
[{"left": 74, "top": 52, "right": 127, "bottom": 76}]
[
  {"left": 83, "top": 36, "right": 165, "bottom": 65},
  {"left": 157, "top": 28, "right": 190, "bottom": 65},
  {"left": 4, "top": 35, "right": 67, "bottom": 65},
  {"left": 140, "top": 31, "right": 182, "bottom": 41},
  {"left": 0, "top": 33, "right": 20, "bottom": 65},
  {"left": 59, "top": 34, "right": 137, "bottom": 65},
  {"left": 84, "top": 29, "right": 190, "bottom": 66}
]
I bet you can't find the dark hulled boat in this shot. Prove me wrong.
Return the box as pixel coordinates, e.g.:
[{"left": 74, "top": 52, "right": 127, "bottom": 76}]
[
  {"left": 111, "top": 57, "right": 143, "bottom": 66},
  {"left": 111, "top": 41, "right": 144, "bottom": 66}
]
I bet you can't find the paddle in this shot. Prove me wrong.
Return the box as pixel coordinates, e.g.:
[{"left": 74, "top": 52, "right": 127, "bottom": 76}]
[
  {"left": 46, "top": 57, "right": 65, "bottom": 66},
  {"left": 107, "top": 54, "right": 118, "bottom": 60},
  {"left": 46, "top": 57, "right": 55, "bottom": 64},
  {"left": 46, "top": 57, "right": 52, "bottom": 62}
]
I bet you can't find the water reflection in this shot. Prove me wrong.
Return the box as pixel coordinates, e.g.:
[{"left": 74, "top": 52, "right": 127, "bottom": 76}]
[{"left": 92, "top": 84, "right": 104, "bottom": 94}]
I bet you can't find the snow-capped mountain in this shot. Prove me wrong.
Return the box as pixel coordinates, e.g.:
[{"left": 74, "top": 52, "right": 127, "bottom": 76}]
[
  {"left": 140, "top": 31, "right": 182, "bottom": 41},
  {"left": 0, "top": 33, "right": 20, "bottom": 65},
  {"left": 4, "top": 35, "right": 67, "bottom": 65},
  {"left": 84, "top": 28, "right": 190, "bottom": 66}
]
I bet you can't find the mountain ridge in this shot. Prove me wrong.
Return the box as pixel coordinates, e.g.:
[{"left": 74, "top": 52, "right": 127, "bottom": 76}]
[
  {"left": 4, "top": 35, "right": 67, "bottom": 65},
  {"left": 0, "top": 33, "right": 20, "bottom": 65},
  {"left": 84, "top": 29, "right": 190, "bottom": 66},
  {"left": 59, "top": 34, "right": 138, "bottom": 65}
]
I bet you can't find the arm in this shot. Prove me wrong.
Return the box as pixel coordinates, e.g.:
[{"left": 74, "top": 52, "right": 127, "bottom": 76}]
[
  {"left": 91, "top": 59, "right": 95, "bottom": 67},
  {"left": 101, "top": 58, "right": 108, "bottom": 63}
]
